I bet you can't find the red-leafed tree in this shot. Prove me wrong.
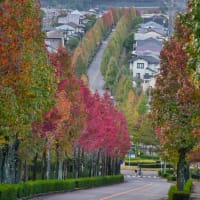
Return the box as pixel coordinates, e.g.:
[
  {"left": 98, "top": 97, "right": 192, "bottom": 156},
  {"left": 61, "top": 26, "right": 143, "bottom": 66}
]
[
  {"left": 33, "top": 47, "right": 86, "bottom": 180},
  {"left": 151, "top": 19, "right": 200, "bottom": 191},
  {"left": 78, "top": 84, "right": 130, "bottom": 175}
]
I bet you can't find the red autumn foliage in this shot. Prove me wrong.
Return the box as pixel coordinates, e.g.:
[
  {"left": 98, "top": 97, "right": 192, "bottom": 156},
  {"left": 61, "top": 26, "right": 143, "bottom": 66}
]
[{"left": 78, "top": 84, "right": 130, "bottom": 158}]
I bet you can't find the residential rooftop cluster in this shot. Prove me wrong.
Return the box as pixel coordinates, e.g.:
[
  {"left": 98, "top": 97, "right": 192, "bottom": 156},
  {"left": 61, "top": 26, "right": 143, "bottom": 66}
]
[
  {"left": 42, "top": 8, "right": 100, "bottom": 53},
  {"left": 129, "top": 13, "right": 169, "bottom": 92}
]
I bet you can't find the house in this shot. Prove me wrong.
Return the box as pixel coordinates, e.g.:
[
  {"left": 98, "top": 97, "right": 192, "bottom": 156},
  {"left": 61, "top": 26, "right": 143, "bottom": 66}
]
[
  {"left": 56, "top": 24, "right": 75, "bottom": 36},
  {"left": 134, "top": 31, "right": 166, "bottom": 42},
  {"left": 142, "top": 14, "right": 168, "bottom": 28},
  {"left": 130, "top": 55, "right": 160, "bottom": 79},
  {"left": 66, "top": 22, "right": 85, "bottom": 33},
  {"left": 137, "top": 21, "right": 168, "bottom": 36},
  {"left": 41, "top": 8, "right": 67, "bottom": 31},
  {"left": 135, "top": 37, "right": 163, "bottom": 56},
  {"left": 58, "top": 10, "right": 84, "bottom": 25},
  {"left": 45, "top": 30, "right": 66, "bottom": 53},
  {"left": 129, "top": 55, "right": 160, "bottom": 91}
]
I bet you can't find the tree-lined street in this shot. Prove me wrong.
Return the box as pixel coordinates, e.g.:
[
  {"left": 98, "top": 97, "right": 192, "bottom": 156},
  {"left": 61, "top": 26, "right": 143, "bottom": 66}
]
[
  {"left": 0, "top": 0, "right": 199, "bottom": 199},
  {"left": 31, "top": 171, "right": 171, "bottom": 200}
]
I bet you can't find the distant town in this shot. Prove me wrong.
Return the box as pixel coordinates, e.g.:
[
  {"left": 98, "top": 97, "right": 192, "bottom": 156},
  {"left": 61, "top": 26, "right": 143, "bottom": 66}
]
[{"left": 42, "top": 1, "right": 185, "bottom": 96}]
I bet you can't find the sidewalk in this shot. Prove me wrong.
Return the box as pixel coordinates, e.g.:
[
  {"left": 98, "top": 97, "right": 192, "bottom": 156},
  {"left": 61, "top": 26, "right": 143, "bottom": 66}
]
[{"left": 190, "top": 182, "right": 200, "bottom": 200}]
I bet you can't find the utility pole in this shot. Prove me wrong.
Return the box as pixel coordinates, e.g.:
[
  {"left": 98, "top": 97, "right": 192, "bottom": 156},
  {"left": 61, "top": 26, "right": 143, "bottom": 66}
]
[{"left": 168, "top": 0, "right": 174, "bottom": 36}]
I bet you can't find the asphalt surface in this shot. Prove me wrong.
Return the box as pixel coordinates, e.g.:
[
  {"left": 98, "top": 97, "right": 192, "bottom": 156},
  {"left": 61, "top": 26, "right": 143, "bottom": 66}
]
[
  {"left": 30, "top": 170, "right": 172, "bottom": 200},
  {"left": 87, "top": 40, "right": 107, "bottom": 96},
  {"left": 87, "top": 33, "right": 113, "bottom": 96}
]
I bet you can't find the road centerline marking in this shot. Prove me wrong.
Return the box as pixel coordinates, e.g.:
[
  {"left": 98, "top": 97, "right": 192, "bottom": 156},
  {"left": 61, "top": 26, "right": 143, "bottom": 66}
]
[{"left": 99, "top": 182, "right": 153, "bottom": 200}]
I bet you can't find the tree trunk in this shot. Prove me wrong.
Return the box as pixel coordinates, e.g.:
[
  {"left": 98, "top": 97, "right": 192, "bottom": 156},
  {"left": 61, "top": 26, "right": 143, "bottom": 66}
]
[
  {"left": 81, "top": 148, "right": 85, "bottom": 176},
  {"left": 77, "top": 146, "right": 80, "bottom": 177},
  {"left": 58, "top": 160, "right": 63, "bottom": 180},
  {"left": 41, "top": 150, "right": 47, "bottom": 180},
  {"left": 16, "top": 159, "right": 22, "bottom": 183},
  {"left": 46, "top": 149, "right": 51, "bottom": 179},
  {"left": 177, "top": 150, "right": 187, "bottom": 191},
  {"left": 184, "top": 162, "right": 190, "bottom": 181},
  {"left": 55, "top": 142, "right": 59, "bottom": 179},
  {"left": 22, "top": 160, "right": 29, "bottom": 182},
  {"left": 117, "top": 158, "right": 121, "bottom": 175},
  {"left": 63, "top": 159, "right": 68, "bottom": 179},
  {"left": 96, "top": 151, "right": 100, "bottom": 176},
  {"left": 4, "top": 136, "right": 19, "bottom": 183},
  {"left": 115, "top": 158, "right": 119, "bottom": 175},
  {"left": 89, "top": 154, "right": 93, "bottom": 177},
  {"left": 107, "top": 156, "right": 111, "bottom": 175},
  {"left": 0, "top": 147, "right": 5, "bottom": 183},
  {"left": 101, "top": 152, "right": 106, "bottom": 176},
  {"left": 73, "top": 147, "right": 78, "bottom": 178},
  {"left": 32, "top": 153, "right": 38, "bottom": 180}
]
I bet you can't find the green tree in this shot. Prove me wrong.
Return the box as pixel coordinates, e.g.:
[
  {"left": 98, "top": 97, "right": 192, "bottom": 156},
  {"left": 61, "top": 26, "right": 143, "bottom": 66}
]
[
  {"left": 123, "top": 32, "right": 134, "bottom": 52},
  {"left": 136, "top": 93, "right": 148, "bottom": 115},
  {"left": 0, "top": 0, "right": 55, "bottom": 183},
  {"left": 67, "top": 36, "right": 80, "bottom": 52},
  {"left": 105, "top": 57, "right": 119, "bottom": 93},
  {"left": 151, "top": 19, "right": 200, "bottom": 191},
  {"left": 85, "top": 14, "right": 97, "bottom": 32}
]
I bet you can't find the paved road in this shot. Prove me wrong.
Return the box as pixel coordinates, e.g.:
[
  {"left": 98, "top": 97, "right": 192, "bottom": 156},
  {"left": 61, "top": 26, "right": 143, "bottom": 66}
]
[
  {"left": 31, "top": 171, "right": 172, "bottom": 200},
  {"left": 87, "top": 35, "right": 112, "bottom": 96}
]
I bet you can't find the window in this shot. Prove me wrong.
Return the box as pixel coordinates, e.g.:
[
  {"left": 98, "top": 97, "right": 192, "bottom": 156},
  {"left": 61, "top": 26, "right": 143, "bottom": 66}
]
[
  {"left": 136, "top": 73, "right": 140, "bottom": 78},
  {"left": 137, "top": 63, "right": 144, "bottom": 69}
]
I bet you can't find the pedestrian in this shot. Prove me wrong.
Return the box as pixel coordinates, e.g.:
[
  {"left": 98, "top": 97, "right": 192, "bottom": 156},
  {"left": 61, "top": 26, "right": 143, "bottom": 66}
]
[
  {"left": 138, "top": 165, "right": 142, "bottom": 176},
  {"left": 134, "top": 169, "right": 137, "bottom": 175}
]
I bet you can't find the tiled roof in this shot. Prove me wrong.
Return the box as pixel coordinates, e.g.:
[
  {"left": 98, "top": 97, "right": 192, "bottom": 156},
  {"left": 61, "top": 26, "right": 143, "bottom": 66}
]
[
  {"left": 131, "top": 55, "right": 160, "bottom": 64},
  {"left": 46, "top": 30, "right": 63, "bottom": 38},
  {"left": 136, "top": 37, "right": 162, "bottom": 53},
  {"left": 143, "top": 15, "right": 168, "bottom": 27},
  {"left": 56, "top": 24, "right": 75, "bottom": 31},
  {"left": 140, "top": 21, "right": 165, "bottom": 30},
  {"left": 137, "top": 21, "right": 167, "bottom": 36}
]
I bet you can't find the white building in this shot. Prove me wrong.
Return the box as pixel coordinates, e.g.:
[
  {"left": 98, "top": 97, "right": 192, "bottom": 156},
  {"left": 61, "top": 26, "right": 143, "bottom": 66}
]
[
  {"left": 45, "top": 30, "right": 66, "bottom": 53},
  {"left": 129, "top": 55, "right": 160, "bottom": 91},
  {"left": 56, "top": 24, "right": 75, "bottom": 36},
  {"left": 58, "top": 10, "right": 84, "bottom": 25}
]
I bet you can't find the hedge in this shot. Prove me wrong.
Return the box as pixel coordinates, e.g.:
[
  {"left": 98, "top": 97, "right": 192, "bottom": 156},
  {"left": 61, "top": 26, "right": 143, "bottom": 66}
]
[
  {"left": 158, "top": 169, "right": 176, "bottom": 181},
  {"left": 168, "top": 185, "right": 177, "bottom": 200},
  {"left": 172, "top": 192, "right": 190, "bottom": 200},
  {"left": 167, "top": 179, "right": 192, "bottom": 200},
  {"left": 191, "top": 173, "right": 200, "bottom": 180},
  {"left": 76, "top": 175, "right": 124, "bottom": 189},
  {"left": 125, "top": 162, "right": 172, "bottom": 168},
  {"left": 0, "top": 175, "right": 124, "bottom": 200}
]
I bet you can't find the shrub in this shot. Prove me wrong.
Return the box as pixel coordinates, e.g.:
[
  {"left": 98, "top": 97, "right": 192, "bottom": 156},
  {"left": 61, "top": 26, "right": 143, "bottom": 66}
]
[
  {"left": 158, "top": 169, "right": 176, "bottom": 181},
  {"left": 184, "top": 179, "right": 192, "bottom": 193},
  {"left": 167, "top": 179, "right": 192, "bottom": 200},
  {"left": 140, "top": 155, "right": 159, "bottom": 160},
  {"left": 0, "top": 184, "right": 17, "bottom": 200},
  {"left": 168, "top": 185, "right": 177, "bottom": 200},
  {"left": 0, "top": 175, "right": 124, "bottom": 200},
  {"left": 76, "top": 175, "right": 124, "bottom": 189},
  {"left": 173, "top": 191, "right": 190, "bottom": 200},
  {"left": 167, "top": 175, "right": 176, "bottom": 181}
]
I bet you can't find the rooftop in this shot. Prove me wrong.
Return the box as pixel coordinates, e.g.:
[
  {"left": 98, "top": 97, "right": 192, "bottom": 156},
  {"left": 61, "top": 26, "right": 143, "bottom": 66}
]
[{"left": 131, "top": 55, "right": 160, "bottom": 64}]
